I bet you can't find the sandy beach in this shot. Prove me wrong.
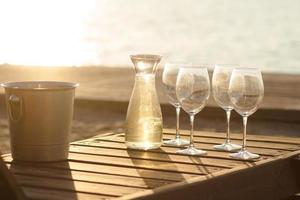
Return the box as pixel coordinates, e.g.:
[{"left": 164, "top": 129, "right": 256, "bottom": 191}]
[{"left": 0, "top": 65, "right": 299, "bottom": 154}]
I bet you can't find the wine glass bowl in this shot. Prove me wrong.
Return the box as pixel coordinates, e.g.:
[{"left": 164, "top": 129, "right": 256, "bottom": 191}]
[
  {"left": 177, "top": 73, "right": 210, "bottom": 114},
  {"left": 176, "top": 66, "right": 210, "bottom": 155},
  {"left": 229, "top": 71, "right": 264, "bottom": 116},
  {"left": 228, "top": 67, "right": 264, "bottom": 160},
  {"left": 212, "top": 65, "right": 242, "bottom": 152}
]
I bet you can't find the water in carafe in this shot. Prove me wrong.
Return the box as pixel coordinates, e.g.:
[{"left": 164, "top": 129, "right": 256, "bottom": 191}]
[{"left": 125, "top": 54, "right": 163, "bottom": 150}]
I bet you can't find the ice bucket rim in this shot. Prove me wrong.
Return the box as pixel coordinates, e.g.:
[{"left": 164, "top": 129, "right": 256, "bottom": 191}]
[{"left": 1, "top": 81, "right": 79, "bottom": 91}]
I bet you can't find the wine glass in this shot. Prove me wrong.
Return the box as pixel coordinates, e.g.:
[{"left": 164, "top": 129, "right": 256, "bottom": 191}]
[
  {"left": 228, "top": 68, "right": 264, "bottom": 160},
  {"left": 162, "top": 63, "right": 189, "bottom": 146},
  {"left": 212, "top": 65, "right": 242, "bottom": 152},
  {"left": 176, "top": 66, "right": 210, "bottom": 155}
]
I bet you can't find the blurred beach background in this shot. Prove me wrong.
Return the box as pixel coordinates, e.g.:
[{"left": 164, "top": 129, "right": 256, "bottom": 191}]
[
  {"left": 0, "top": 0, "right": 300, "bottom": 153},
  {"left": 1, "top": 0, "right": 300, "bottom": 73}
]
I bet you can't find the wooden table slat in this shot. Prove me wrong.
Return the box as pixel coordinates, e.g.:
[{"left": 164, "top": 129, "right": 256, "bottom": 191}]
[
  {"left": 163, "top": 129, "right": 300, "bottom": 145},
  {"left": 109, "top": 131, "right": 300, "bottom": 151},
  {"left": 67, "top": 152, "right": 220, "bottom": 175},
  {"left": 7, "top": 164, "right": 172, "bottom": 189},
  {"left": 163, "top": 133, "right": 300, "bottom": 151},
  {"left": 69, "top": 145, "right": 246, "bottom": 169},
  {"left": 22, "top": 186, "right": 111, "bottom": 200},
  {"left": 77, "top": 137, "right": 281, "bottom": 158},
  {"left": 2, "top": 157, "right": 194, "bottom": 182},
  {"left": 15, "top": 174, "right": 143, "bottom": 197}
]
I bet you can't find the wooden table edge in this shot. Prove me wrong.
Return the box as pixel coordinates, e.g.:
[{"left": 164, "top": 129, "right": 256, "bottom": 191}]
[{"left": 116, "top": 150, "right": 300, "bottom": 200}]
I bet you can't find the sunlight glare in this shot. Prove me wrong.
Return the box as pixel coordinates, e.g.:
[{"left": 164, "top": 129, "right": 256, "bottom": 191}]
[{"left": 0, "top": 0, "right": 96, "bottom": 66}]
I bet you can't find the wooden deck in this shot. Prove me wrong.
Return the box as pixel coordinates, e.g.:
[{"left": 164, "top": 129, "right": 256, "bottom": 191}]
[{"left": 1, "top": 129, "right": 300, "bottom": 200}]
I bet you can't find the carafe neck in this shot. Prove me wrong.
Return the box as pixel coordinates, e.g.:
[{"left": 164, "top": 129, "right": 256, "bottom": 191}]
[{"left": 130, "top": 54, "right": 162, "bottom": 75}]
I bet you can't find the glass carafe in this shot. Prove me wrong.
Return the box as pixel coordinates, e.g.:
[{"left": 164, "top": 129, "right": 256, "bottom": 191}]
[{"left": 125, "top": 54, "right": 163, "bottom": 150}]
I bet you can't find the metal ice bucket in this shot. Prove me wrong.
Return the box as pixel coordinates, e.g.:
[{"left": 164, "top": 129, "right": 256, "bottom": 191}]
[{"left": 2, "top": 81, "right": 78, "bottom": 162}]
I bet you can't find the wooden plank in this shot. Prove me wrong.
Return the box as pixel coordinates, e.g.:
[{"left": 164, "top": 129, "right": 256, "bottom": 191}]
[
  {"left": 163, "top": 129, "right": 300, "bottom": 145},
  {"left": 6, "top": 163, "right": 172, "bottom": 189},
  {"left": 67, "top": 152, "right": 221, "bottom": 175},
  {"left": 102, "top": 132, "right": 298, "bottom": 152},
  {"left": 118, "top": 150, "right": 300, "bottom": 200},
  {"left": 22, "top": 186, "right": 111, "bottom": 200},
  {"left": 15, "top": 173, "right": 144, "bottom": 197},
  {"left": 72, "top": 140, "right": 273, "bottom": 163},
  {"left": 69, "top": 145, "right": 248, "bottom": 169},
  {"left": 2, "top": 156, "right": 195, "bottom": 182},
  {"left": 163, "top": 133, "right": 300, "bottom": 151},
  {"left": 113, "top": 132, "right": 295, "bottom": 152},
  {"left": 83, "top": 136, "right": 284, "bottom": 157}
]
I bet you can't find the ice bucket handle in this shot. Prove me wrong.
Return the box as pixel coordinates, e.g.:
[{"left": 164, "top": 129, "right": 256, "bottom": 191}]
[{"left": 8, "top": 94, "right": 23, "bottom": 122}]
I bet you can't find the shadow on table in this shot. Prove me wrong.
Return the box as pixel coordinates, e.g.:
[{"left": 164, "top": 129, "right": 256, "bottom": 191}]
[
  {"left": 188, "top": 156, "right": 211, "bottom": 175},
  {"left": 127, "top": 148, "right": 184, "bottom": 189},
  {"left": 188, "top": 154, "right": 258, "bottom": 179},
  {"left": 8, "top": 160, "right": 77, "bottom": 200}
]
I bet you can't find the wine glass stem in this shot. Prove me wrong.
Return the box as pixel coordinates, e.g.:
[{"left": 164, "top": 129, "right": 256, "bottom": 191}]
[
  {"left": 226, "top": 110, "right": 231, "bottom": 143},
  {"left": 242, "top": 116, "right": 248, "bottom": 151},
  {"left": 189, "top": 114, "right": 195, "bottom": 148},
  {"left": 175, "top": 106, "right": 181, "bottom": 139}
]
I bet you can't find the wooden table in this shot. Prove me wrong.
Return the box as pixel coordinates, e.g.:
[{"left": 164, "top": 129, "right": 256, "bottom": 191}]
[{"left": 2, "top": 129, "right": 300, "bottom": 200}]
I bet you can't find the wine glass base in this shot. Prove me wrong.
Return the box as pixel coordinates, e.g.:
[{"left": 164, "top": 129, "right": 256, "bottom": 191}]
[
  {"left": 230, "top": 150, "right": 260, "bottom": 160},
  {"left": 176, "top": 147, "right": 207, "bottom": 156},
  {"left": 213, "top": 142, "right": 242, "bottom": 152},
  {"left": 164, "top": 138, "right": 189, "bottom": 147}
]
